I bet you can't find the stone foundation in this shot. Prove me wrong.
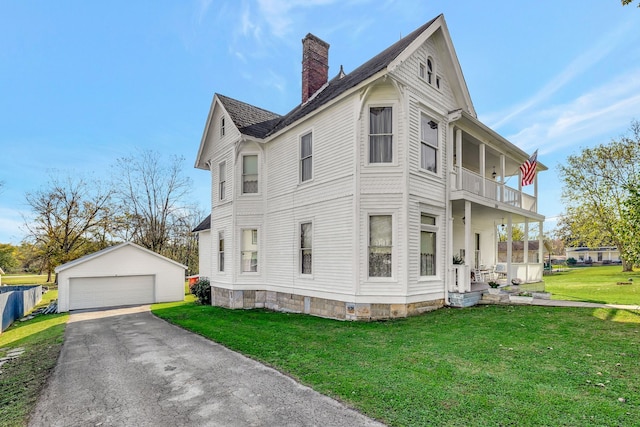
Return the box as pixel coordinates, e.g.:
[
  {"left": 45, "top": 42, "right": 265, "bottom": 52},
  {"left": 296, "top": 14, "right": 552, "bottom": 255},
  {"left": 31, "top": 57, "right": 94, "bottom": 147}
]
[{"left": 210, "top": 285, "right": 444, "bottom": 321}]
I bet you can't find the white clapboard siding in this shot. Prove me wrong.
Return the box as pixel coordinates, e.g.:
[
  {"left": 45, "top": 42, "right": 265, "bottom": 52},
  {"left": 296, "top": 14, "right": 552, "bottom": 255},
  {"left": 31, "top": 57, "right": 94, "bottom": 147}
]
[
  {"left": 267, "top": 97, "right": 356, "bottom": 199},
  {"left": 392, "top": 35, "right": 458, "bottom": 113}
]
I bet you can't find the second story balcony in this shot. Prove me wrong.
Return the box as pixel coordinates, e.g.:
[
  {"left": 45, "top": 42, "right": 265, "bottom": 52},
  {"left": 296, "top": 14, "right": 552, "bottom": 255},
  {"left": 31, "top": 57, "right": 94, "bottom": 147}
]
[
  {"left": 448, "top": 112, "right": 546, "bottom": 214},
  {"left": 452, "top": 166, "right": 537, "bottom": 212}
]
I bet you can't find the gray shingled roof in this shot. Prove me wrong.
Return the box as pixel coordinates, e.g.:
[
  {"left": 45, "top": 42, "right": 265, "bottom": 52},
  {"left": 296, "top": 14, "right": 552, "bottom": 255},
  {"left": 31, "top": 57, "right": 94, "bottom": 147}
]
[
  {"left": 192, "top": 214, "right": 211, "bottom": 232},
  {"left": 217, "top": 94, "right": 281, "bottom": 139},
  {"left": 218, "top": 15, "right": 440, "bottom": 140}
]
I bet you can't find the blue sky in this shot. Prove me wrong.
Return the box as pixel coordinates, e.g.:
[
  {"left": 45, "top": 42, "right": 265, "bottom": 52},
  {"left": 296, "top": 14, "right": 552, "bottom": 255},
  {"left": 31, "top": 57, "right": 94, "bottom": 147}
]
[{"left": 1, "top": 1, "right": 638, "bottom": 244}]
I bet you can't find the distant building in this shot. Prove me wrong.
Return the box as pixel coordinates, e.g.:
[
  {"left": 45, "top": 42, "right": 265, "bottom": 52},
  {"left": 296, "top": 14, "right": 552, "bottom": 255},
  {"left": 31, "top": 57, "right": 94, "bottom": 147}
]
[{"left": 565, "top": 247, "right": 621, "bottom": 264}]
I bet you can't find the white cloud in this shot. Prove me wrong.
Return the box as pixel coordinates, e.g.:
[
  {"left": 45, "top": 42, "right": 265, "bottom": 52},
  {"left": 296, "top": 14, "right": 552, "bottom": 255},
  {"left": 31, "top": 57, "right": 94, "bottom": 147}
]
[
  {"left": 507, "top": 68, "right": 640, "bottom": 155},
  {"left": 486, "top": 19, "right": 636, "bottom": 131}
]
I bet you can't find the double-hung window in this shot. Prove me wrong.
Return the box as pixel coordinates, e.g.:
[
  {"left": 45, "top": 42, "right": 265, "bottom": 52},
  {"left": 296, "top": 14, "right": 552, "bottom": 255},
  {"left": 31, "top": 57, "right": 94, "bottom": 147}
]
[
  {"left": 369, "top": 107, "right": 393, "bottom": 163},
  {"left": 369, "top": 215, "right": 392, "bottom": 277},
  {"left": 220, "top": 117, "right": 225, "bottom": 137},
  {"left": 241, "top": 229, "right": 258, "bottom": 272},
  {"left": 219, "top": 162, "right": 226, "bottom": 200},
  {"left": 420, "top": 115, "right": 438, "bottom": 173},
  {"left": 218, "top": 232, "right": 225, "bottom": 272},
  {"left": 300, "top": 132, "right": 312, "bottom": 182},
  {"left": 242, "top": 155, "right": 258, "bottom": 194},
  {"left": 300, "top": 222, "right": 312, "bottom": 274},
  {"left": 420, "top": 214, "right": 437, "bottom": 276}
]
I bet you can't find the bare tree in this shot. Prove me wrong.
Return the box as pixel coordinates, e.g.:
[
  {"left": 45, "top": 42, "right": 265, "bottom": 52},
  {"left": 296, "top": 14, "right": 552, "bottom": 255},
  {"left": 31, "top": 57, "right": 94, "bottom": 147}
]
[
  {"left": 24, "top": 173, "right": 115, "bottom": 281},
  {"left": 113, "top": 150, "right": 192, "bottom": 255}
]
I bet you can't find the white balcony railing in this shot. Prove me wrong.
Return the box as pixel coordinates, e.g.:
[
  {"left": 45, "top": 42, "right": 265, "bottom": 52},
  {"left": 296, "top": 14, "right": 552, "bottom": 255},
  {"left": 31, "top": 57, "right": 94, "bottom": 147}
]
[{"left": 456, "top": 168, "right": 537, "bottom": 212}]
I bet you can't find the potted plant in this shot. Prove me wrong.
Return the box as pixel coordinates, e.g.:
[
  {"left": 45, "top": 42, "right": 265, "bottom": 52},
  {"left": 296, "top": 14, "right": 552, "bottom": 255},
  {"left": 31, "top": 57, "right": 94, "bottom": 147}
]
[
  {"left": 487, "top": 281, "right": 501, "bottom": 295},
  {"left": 509, "top": 291, "right": 533, "bottom": 304},
  {"left": 452, "top": 254, "right": 464, "bottom": 265}
]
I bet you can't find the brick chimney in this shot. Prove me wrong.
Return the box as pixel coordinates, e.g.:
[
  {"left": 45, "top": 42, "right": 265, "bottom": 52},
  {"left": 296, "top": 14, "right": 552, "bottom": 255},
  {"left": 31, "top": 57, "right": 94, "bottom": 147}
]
[{"left": 301, "top": 33, "right": 329, "bottom": 103}]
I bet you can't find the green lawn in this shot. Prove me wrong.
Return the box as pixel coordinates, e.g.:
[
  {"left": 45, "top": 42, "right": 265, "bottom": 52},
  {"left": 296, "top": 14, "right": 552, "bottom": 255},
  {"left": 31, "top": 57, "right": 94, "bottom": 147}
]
[
  {"left": 544, "top": 265, "right": 640, "bottom": 305},
  {"left": 1, "top": 274, "right": 52, "bottom": 286},
  {"left": 0, "top": 292, "right": 67, "bottom": 427},
  {"left": 153, "top": 301, "right": 640, "bottom": 426}
]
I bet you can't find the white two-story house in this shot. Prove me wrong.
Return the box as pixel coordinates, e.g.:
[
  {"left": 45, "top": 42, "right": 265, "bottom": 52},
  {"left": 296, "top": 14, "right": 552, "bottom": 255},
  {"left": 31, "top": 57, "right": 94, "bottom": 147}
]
[{"left": 193, "top": 14, "right": 546, "bottom": 320}]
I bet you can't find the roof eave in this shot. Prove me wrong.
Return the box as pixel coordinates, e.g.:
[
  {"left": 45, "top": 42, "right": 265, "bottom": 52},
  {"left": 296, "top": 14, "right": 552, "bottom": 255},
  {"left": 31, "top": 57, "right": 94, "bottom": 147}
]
[
  {"left": 459, "top": 111, "right": 548, "bottom": 171},
  {"left": 264, "top": 69, "right": 388, "bottom": 141}
]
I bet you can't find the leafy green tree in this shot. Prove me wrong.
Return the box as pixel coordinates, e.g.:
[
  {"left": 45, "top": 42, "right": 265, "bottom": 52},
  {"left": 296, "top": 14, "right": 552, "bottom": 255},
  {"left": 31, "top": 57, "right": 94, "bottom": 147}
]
[
  {"left": 614, "top": 181, "right": 640, "bottom": 266},
  {"left": 0, "top": 243, "right": 19, "bottom": 273},
  {"left": 558, "top": 120, "right": 640, "bottom": 271}
]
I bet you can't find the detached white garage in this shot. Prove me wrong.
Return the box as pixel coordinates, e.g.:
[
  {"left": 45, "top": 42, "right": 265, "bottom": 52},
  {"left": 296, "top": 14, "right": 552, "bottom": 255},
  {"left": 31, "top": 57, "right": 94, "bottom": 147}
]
[{"left": 56, "top": 242, "right": 186, "bottom": 312}]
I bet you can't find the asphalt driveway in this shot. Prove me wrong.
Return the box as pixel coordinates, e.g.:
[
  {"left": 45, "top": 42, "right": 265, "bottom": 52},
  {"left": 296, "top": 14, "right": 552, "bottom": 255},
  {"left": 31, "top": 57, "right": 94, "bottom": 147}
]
[{"left": 29, "top": 305, "right": 384, "bottom": 427}]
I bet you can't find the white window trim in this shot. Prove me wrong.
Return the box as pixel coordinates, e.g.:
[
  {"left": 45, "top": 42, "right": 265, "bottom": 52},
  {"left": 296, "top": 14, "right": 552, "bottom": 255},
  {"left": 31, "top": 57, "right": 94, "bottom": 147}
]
[
  {"left": 240, "top": 227, "right": 259, "bottom": 274},
  {"left": 366, "top": 213, "right": 396, "bottom": 281},
  {"left": 426, "top": 56, "right": 435, "bottom": 86},
  {"left": 240, "top": 153, "right": 260, "bottom": 196},
  {"left": 299, "top": 130, "right": 314, "bottom": 184},
  {"left": 298, "top": 220, "right": 314, "bottom": 278},
  {"left": 218, "top": 231, "right": 225, "bottom": 273},
  {"left": 219, "top": 161, "right": 226, "bottom": 201},
  {"left": 419, "top": 213, "right": 439, "bottom": 280},
  {"left": 419, "top": 113, "right": 440, "bottom": 176},
  {"left": 366, "top": 103, "right": 397, "bottom": 167},
  {"left": 416, "top": 211, "right": 444, "bottom": 283}
]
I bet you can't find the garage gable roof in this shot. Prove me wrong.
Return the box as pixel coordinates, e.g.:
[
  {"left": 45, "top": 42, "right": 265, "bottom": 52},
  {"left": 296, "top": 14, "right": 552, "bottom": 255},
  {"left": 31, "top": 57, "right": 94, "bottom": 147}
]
[{"left": 55, "top": 242, "right": 187, "bottom": 273}]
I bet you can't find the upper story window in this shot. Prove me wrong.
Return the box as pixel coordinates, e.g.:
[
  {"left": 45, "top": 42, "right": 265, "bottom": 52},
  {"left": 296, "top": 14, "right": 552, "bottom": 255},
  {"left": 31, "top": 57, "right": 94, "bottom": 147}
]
[
  {"left": 242, "top": 155, "right": 258, "bottom": 194},
  {"left": 369, "top": 215, "right": 392, "bottom": 278},
  {"left": 420, "top": 214, "right": 437, "bottom": 277},
  {"left": 419, "top": 62, "right": 426, "bottom": 80},
  {"left": 420, "top": 114, "right": 438, "bottom": 173},
  {"left": 220, "top": 117, "right": 225, "bottom": 137},
  {"left": 300, "top": 132, "right": 313, "bottom": 182},
  {"left": 427, "top": 57, "right": 434, "bottom": 85},
  {"left": 219, "top": 161, "right": 226, "bottom": 200},
  {"left": 369, "top": 106, "right": 393, "bottom": 163},
  {"left": 300, "top": 222, "right": 312, "bottom": 274}
]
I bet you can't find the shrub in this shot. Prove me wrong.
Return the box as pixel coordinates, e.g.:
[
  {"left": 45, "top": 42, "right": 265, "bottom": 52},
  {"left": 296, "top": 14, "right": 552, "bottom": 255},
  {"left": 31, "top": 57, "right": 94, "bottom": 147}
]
[
  {"left": 190, "top": 278, "right": 211, "bottom": 305},
  {"left": 567, "top": 257, "right": 577, "bottom": 266}
]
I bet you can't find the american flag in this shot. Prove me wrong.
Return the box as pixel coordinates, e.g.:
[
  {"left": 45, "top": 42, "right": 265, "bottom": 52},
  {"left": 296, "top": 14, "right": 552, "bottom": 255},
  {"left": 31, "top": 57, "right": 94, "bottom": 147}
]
[{"left": 520, "top": 150, "right": 538, "bottom": 186}]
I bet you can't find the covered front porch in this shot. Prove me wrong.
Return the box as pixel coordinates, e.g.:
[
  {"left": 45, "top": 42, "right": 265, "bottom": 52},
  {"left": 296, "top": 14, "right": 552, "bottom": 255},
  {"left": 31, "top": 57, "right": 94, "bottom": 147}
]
[{"left": 447, "top": 199, "right": 545, "bottom": 305}]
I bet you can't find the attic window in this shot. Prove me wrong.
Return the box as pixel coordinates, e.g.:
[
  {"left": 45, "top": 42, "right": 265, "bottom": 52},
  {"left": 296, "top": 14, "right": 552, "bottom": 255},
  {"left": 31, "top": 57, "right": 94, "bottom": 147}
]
[
  {"left": 419, "top": 62, "right": 426, "bottom": 80},
  {"left": 427, "top": 57, "right": 434, "bottom": 85},
  {"left": 436, "top": 75, "right": 441, "bottom": 89},
  {"left": 220, "top": 117, "right": 225, "bottom": 137}
]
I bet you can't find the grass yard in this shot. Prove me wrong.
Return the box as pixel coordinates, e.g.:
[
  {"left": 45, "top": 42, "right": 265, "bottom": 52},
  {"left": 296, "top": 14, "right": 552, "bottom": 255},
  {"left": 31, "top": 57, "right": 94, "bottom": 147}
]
[
  {"left": 1, "top": 274, "right": 52, "bottom": 286},
  {"left": 544, "top": 265, "right": 640, "bottom": 305},
  {"left": 0, "top": 292, "right": 67, "bottom": 427},
  {"left": 153, "top": 301, "right": 640, "bottom": 426}
]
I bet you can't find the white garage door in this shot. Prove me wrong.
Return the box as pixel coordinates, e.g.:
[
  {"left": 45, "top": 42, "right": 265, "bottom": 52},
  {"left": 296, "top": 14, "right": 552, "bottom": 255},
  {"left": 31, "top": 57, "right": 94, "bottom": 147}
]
[{"left": 69, "top": 275, "right": 155, "bottom": 310}]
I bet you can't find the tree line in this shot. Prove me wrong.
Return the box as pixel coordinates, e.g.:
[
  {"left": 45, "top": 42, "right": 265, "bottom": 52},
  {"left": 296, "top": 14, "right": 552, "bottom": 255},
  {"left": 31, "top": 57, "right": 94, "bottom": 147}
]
[
  {"left": 0, "top": 150, "right": 205, "bottom": 281},
  {"left": 556, "top": 120, "right": 640, "bottom": 271}
]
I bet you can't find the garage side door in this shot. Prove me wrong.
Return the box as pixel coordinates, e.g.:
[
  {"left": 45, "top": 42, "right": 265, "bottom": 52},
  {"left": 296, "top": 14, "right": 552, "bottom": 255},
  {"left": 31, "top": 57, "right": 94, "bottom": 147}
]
[{"left": 69, "top": 275, "right": 155, "bottom": 310}]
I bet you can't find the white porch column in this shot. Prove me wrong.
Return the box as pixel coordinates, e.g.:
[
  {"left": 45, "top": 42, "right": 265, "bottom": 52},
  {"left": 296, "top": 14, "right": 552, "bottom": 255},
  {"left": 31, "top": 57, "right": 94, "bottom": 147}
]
[
  {"left": 506, "top": 214, "right": 513, "bottom": 284},
  {"left": 539, "top": 220, "right": 544, "bottom": 277},
  {"left": 479, "top": 143, "right": 486, "bottom": 197},
  {"left": 524, "top": 219, "right": 529, "bottom": 282},
  {"left": 456, "top": 129, "right": 463, "bottom": 190},
  {"left": 500, "top": 154, "right": 505, "bottom": 203},
  {"left": 464, "top": 201, "right": 471, "bottom": 291}
]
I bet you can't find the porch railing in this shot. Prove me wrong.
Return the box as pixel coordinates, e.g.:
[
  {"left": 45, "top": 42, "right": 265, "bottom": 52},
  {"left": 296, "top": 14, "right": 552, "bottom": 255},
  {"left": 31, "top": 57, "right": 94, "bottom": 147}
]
[{"left": 456, "top": 168, "right": 537, "bottom": 212}]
